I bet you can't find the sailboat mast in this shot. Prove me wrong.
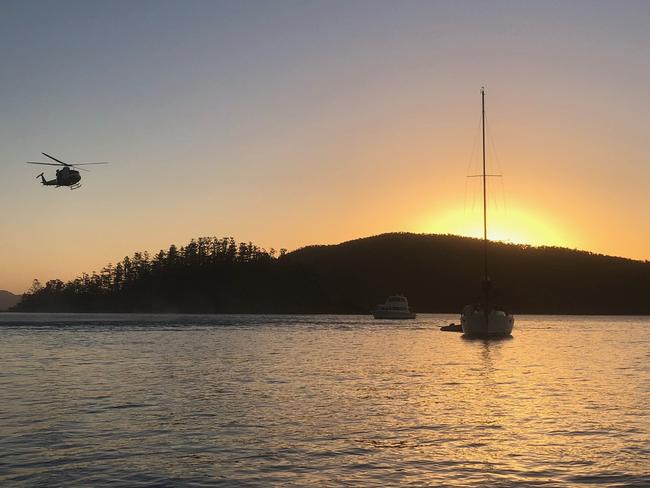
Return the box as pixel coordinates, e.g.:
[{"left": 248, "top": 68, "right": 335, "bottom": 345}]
[{"left": 481, "top": 87, "right": 488, "bottom": 283}]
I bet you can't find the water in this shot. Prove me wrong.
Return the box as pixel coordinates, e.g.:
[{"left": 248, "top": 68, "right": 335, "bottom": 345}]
[{"left": 1, "top": 314, "right": 649, "bottom": 487}]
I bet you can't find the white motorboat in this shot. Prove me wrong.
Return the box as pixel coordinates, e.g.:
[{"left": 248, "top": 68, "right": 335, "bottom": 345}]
[
  {"left": 460, "top": 88, "right": 515, "bottom": 338},
  {"left": 373, "top": 295, "right": 416, "bottom": 319}
]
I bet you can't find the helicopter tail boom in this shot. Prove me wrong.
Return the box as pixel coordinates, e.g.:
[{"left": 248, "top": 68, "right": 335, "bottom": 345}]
[{"left": 36, "top": 173, "right": 57, "bottom": 186}]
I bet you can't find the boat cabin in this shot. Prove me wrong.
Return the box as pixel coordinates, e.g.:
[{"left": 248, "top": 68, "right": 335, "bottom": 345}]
[{"left": 382, "top": 295, "right": 409, "bottom": 310}]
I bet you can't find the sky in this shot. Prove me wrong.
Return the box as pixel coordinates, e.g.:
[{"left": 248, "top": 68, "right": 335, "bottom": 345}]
[{"left": 1, "top": 0, "right": 649, "bottom": 293}]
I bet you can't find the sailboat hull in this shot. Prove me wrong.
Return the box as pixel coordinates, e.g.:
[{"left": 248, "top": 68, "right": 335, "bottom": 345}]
[{"left": 461, "top": 309, "right": 514, "bottom": 338}]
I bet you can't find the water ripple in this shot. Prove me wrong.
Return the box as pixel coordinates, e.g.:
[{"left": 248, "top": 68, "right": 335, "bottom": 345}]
[{"left": 1, "top": 313, "right": 649, "bottom": 486}]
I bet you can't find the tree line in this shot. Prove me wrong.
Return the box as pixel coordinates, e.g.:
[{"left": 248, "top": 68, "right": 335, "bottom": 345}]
[
  {"left": 12, "top": 233, "right": 650, "bottom": 314},
  {"left": 14, "top": 237, "right": 289, "bottom": 312}
]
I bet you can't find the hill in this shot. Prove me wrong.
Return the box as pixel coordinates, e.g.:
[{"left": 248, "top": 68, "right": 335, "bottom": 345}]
[
  {"left": 11, "top": 233, "right": 650, "bottom": 314},
  {"left": 284, "top": 233, "right": 650, "bottom": 314},
  {"left": 0, "top": 290, "right": 21, "bottom": 311}
]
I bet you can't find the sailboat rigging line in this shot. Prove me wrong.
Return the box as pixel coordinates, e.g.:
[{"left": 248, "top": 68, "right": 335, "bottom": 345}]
[
  {"left": 485, "top": 115, "right": 507, "bottom": 213},
  {"left": 464, "top": 111, "right": 483, "bottom": 215}
]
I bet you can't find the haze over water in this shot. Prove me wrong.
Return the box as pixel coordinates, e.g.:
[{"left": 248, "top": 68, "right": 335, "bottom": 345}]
[{"left": 1, "top": 314, "right": 649, "bottom": 486}]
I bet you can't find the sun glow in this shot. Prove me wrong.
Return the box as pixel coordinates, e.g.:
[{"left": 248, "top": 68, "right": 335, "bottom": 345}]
[{"left": 416, "top": 204, "right": 573, "bottom": 249}]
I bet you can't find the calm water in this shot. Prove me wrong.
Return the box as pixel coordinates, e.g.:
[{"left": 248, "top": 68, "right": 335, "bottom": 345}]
[{"left": 1, "top": 314, "right": 649, "bottom": 487}]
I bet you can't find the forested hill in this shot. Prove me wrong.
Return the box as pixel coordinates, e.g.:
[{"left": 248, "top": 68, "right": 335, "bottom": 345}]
[{"left": 12, "top": 233, "right": 650, "bottom": 314}]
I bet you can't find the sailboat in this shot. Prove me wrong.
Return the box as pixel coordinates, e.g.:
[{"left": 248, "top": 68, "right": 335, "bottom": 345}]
[{"left": 460, "top": 88, "right": 515, "bottom": 338}]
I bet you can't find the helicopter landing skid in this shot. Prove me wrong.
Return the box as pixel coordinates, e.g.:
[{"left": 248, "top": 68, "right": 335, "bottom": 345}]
[{"left": 69, "top": 183, "right": 82, "bottom": 190}]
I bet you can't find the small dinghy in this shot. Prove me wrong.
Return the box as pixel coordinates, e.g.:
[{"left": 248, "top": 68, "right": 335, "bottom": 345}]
[{"left": 440, "top": 323, "right": 463, "bottom": 332}]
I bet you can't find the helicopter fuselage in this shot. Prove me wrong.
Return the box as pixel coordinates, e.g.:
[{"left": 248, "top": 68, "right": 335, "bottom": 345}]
[{"left": 39, "top": 167, "right": 81, "bottom": 187}]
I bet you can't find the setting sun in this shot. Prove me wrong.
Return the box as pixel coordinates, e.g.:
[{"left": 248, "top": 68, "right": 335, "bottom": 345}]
[{"left": 416, "top": 203, "right": 573, "bottom": 248}]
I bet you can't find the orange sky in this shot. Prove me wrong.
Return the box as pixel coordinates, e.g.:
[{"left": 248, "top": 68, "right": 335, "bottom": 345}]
[{"left": 1, "top": 2, "right": 649, "bottom": 294}]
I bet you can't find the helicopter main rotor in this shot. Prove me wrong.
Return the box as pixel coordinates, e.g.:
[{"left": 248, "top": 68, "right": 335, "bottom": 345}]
[{"left": 26, "top": 152, "right": 109, "bottom": 172}]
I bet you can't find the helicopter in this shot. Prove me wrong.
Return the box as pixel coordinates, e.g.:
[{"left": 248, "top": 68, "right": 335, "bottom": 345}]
[{"left": 26, "top": 152, "right": 109, "bottom": 190}]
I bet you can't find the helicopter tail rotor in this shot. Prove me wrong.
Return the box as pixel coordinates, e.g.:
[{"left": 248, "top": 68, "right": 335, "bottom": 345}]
[{"left": 35, "top": 173, "right": 46, "bottom": 184}]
